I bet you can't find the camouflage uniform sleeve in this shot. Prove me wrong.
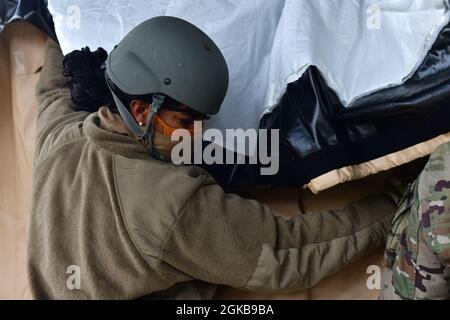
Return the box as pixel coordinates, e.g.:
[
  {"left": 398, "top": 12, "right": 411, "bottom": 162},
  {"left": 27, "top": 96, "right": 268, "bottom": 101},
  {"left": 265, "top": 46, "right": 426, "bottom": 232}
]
[
  {"left": 380, "top": 142, "right": 450, "bottom": 300},
  {"left": 418, "top": 143, "right": 450, "bottom": 264}
]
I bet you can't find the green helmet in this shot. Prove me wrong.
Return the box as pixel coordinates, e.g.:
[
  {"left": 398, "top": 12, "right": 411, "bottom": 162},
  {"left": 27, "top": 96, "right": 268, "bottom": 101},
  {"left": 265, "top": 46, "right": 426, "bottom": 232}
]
[
  {"left": 107, "top": 15, "right": 228, "bottom": 112},
  {"left": 105, "top": 16, "right": 228, "bottom": 158}
]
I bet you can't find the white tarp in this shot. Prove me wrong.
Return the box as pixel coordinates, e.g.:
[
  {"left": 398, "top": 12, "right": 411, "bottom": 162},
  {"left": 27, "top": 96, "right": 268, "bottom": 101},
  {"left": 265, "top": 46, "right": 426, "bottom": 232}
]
[{"left": 48, "top": 0, "right": 450, "bottom": 153}]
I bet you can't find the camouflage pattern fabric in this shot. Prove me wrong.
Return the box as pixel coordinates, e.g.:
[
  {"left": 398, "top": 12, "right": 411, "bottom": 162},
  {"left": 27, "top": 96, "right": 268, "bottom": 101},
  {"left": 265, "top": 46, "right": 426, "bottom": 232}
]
[{"left": 380, "top": 142, "right": 450, "bottom": 300}]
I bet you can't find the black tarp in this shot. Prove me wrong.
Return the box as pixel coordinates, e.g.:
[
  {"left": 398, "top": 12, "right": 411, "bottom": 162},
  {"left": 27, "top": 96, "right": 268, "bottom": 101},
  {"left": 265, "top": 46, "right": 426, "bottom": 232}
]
[
  {"left": 218, "top": 21, "right": 450, "bottom": 188},
  {"left": 0, "top": 0, "right": 56, "bottom": 39}
]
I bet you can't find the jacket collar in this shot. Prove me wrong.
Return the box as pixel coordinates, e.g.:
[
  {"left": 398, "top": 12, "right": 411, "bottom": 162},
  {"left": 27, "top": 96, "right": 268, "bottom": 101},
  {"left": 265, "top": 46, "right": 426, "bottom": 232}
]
[{"left": 83, "top": 107, "right": 151, "bottom": 160}]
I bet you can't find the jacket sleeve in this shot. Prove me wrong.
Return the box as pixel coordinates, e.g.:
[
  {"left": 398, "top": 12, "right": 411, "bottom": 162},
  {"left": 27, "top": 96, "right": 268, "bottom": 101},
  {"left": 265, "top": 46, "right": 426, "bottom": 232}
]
[
  {"left": 417, "top": 143, "right": 450, "bottom": 265},
  {"left": 160, "top": 176, "right": 399, "bottom": 292},
  {"left": 34, "top": 39, "right": 88, "bottom": 163}
]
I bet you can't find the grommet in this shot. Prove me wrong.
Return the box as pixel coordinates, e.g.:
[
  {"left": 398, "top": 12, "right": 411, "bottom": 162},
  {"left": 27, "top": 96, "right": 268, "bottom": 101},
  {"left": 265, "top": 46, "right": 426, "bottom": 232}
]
[{"left": 163, "top": 78, "right": 171, "bottom": 85}]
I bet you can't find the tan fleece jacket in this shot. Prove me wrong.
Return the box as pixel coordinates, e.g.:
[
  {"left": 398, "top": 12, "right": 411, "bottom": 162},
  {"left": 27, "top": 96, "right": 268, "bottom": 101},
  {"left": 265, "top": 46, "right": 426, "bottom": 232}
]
[{"left": 28, "top": 40, "right": 399, "bottom": 299}]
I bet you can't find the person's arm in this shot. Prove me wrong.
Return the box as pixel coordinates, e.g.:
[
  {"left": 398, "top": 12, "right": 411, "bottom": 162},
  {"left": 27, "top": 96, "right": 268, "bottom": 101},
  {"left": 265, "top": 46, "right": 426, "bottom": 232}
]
[
  {"left": 34, "top": 39, "right": 89, "bottom": 163},
  {"left": 418, "top": 144, "right": 450, "bottom": 265},
  {"left": 160, "top": 176, "right": 400, "bottom": 292}
]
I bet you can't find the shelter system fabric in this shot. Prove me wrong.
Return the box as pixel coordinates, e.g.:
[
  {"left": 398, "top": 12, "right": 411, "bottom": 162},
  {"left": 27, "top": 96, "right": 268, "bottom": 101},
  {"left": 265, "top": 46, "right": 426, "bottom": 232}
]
[
  {"left": 4, "top": 0, "right": 450, "bottom": 190},
  {"left": 0, "top": 0, "right": 56, "bottom": 38},
  {"left": 231, "top": 19, "right": 450, "bottom": 188},
  {"left": 0, "top": 21, "right": 48, "bottom": 300}
]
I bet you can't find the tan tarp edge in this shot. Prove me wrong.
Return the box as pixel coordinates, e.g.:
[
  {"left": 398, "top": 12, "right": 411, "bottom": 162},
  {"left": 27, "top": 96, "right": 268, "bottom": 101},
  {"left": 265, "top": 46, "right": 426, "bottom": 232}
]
[
  {"left": 306, "top": 132, "right": 450, "bottom": 194},
  {"left": 0, "top": 21, "right": 425, "bottom": 300}
]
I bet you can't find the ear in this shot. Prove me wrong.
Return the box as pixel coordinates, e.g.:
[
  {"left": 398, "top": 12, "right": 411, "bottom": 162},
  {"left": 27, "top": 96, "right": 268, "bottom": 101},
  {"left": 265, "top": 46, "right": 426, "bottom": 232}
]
[{"left": 130, "top": 100, "right": 150, "bottom": 125}]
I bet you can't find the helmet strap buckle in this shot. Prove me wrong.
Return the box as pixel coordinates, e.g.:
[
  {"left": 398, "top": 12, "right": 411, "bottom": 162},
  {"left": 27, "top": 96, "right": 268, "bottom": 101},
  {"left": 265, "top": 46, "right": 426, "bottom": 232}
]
[
  {"left": 138, "top": 94, "right": 167, "bottom": 160},
  {"left": 151, "top": 93, "right": 165, "bottom": 112}
]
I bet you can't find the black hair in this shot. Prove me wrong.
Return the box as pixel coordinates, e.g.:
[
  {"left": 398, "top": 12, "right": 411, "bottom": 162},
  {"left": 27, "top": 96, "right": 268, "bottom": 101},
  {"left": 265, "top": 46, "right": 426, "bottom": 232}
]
[{"left": 62, "top": 47, "right": 182, "bottom": 113}]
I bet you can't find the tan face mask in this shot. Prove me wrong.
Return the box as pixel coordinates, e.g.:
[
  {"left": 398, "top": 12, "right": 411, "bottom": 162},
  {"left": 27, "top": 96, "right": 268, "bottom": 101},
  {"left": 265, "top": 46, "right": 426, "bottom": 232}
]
[
  {"left": 151, "top": 115, "right": 202, "bottom": 162},
  {"left": 152, "top": 131, "right": 183, "bottom": 162},
  {"left": 153, "top": 131, "right": 202, "bottom": 163}
]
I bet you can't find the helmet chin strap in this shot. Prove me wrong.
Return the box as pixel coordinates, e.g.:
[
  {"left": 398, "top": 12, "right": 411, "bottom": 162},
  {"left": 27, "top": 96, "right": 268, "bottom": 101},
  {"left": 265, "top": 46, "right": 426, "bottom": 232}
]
[
  {"left": 105, "top": 75, "right": 167, "bottom": 160},
  {"left": 138, "top": 94, "right": 166, "bottom": 160}
]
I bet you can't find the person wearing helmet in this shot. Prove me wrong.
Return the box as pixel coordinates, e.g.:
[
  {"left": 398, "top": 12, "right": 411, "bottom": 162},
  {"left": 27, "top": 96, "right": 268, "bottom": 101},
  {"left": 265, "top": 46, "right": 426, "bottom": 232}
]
[
  {"left": 103, "top": 16, "right": 228, "bottom": 162},
  {"left": 28, "top": 16, "right": 400, "bottom": 299}
]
